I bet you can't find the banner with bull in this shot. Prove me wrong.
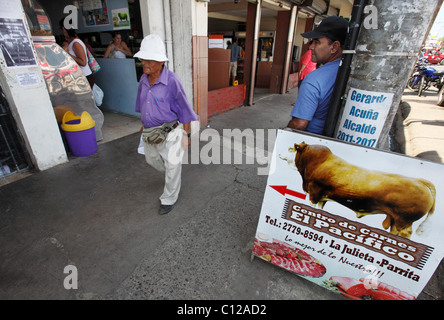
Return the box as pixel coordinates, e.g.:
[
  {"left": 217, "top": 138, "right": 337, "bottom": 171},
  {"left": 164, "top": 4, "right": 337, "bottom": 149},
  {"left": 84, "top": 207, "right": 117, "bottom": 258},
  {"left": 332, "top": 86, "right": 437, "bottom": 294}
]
[{"left": 253, "top": 129, "right": 443, "bottom": 300}]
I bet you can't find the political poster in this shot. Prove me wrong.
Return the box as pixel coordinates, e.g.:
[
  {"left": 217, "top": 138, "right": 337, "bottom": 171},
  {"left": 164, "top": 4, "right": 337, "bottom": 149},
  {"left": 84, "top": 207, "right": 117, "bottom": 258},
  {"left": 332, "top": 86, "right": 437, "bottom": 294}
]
[
  {"left": 336, "top": 88, "right": 393, "bottom": 148},
  {"left": 253, "top": 129, "right": 444, "bottom": 300}
]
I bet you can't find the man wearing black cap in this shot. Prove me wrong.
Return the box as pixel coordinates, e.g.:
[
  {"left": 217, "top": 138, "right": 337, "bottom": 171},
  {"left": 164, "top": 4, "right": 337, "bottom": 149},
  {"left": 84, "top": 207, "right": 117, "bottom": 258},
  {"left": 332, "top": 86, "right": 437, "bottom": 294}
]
[{"left": 287, "top": 16, "right": 348, "bottom": 134}]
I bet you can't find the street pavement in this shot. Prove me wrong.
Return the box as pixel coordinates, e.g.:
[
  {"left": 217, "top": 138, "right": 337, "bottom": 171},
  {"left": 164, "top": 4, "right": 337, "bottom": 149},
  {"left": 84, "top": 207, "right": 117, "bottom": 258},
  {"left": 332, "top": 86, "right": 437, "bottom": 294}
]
[
  {"left": 0, "top": 86, "right": 442, "bottom": 303},
  {"left": 396, "top": 86, "right": 444, "bottom": 163}
]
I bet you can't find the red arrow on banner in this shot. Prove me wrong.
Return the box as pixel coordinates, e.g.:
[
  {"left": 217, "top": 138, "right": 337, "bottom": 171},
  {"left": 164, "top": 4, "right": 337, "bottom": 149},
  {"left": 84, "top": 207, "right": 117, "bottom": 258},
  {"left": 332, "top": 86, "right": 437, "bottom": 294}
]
[{"left": 270, "top": 185, "right": 306, "bottom": 200}]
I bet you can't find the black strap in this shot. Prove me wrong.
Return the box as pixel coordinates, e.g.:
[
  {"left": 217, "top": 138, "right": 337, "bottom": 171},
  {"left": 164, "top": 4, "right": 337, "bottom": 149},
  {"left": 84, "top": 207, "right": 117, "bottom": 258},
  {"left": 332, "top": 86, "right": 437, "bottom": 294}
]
[{"left": 162, "top": 121, "right": 180, "bottom": 133}]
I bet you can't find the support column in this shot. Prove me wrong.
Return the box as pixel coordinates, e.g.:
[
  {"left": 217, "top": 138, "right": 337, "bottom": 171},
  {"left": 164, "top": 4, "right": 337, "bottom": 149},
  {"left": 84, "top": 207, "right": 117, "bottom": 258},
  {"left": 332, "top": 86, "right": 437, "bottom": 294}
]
[
  {"left": 139, "top": 0, "right": 166, "bottom": 40},
  {"left": 281, "top": 5, "right": 298, "bottom": 94},
  {"left": 269, "top": 10, "right": 291, "bottom": 94},
  {"left": 163, "top": 0, "right": 174, "bottom": 72},
  {"left": 246, "top": 0, "right": 262, "bottom": 106},
  {"left": 191, "top": 1, "right": 209, "bottom": 126},
  {"left": 243, "top": 2, "right": 255, "bottom": 105}
]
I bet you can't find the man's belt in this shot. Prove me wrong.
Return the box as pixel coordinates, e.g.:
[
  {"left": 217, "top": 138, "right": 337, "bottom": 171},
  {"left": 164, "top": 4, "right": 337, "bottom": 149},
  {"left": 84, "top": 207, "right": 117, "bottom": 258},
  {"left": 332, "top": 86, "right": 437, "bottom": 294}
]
[
  {"left": 142, "top": 121, "right": 180, "bottom": 145},
  {"left": 163, "top": 120, "right": 179, "bottom": 133}
]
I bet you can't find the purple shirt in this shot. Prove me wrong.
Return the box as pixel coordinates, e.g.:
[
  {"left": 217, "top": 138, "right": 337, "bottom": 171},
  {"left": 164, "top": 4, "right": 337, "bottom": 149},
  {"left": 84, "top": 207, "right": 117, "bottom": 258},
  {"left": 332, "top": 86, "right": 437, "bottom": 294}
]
[{"left": 135, "top": 66, "right": 198, "bottom": 128}]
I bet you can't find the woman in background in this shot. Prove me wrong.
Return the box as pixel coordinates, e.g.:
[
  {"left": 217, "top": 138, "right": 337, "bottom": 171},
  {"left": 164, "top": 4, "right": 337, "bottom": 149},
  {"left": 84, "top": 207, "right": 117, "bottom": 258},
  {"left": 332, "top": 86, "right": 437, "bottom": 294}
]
[
  {"left": 103, "top": 32, "right": 132, "bottom": 59},
  {"left": 60, "top": 21, "right": 94, "bottom": 88}
]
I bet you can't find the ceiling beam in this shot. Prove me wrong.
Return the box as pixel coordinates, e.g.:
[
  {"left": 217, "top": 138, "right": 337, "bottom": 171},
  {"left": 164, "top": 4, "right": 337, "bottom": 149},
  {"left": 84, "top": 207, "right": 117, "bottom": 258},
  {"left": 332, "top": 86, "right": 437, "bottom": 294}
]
[
  {"left": 208, "top": 1, "right": 249, "bottom": 13},
  {"left": 262, "top": 0, "right": 292, "bottom": 11},
  {"left": 208, "top": 12, "right": 248, "bottom": 22}
]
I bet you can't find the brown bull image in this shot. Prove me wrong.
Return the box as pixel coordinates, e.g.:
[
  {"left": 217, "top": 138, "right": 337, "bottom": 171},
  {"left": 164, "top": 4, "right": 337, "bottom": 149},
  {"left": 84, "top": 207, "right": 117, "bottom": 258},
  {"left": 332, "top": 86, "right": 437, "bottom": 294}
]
[{"left": 293, "top": 142, "right": 436, "bottom": 239}]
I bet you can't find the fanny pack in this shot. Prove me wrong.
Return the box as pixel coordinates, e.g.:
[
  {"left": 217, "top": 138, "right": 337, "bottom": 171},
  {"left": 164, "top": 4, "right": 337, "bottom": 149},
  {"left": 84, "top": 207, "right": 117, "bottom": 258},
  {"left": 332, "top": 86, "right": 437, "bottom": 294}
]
[{"left": 142, "top": 121, "right": 179, "bottom": 144}]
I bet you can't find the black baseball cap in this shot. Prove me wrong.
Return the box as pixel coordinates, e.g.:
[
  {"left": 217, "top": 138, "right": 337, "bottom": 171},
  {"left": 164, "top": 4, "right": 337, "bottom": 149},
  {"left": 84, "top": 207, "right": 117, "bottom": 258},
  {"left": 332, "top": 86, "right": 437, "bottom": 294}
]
[{"left": 301, "top": 16, "right": 349, "bottom": 45}]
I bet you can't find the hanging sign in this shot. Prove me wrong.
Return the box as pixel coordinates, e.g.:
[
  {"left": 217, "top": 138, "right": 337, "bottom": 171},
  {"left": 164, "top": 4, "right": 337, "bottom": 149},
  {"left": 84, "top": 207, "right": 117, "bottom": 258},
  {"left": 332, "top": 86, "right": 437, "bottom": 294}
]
[
  {"left": 253, "top": 129, "right": 444, "bottom": 300},
  {"left": 336, "top": 88, "right": 393, "bottom": 148}
]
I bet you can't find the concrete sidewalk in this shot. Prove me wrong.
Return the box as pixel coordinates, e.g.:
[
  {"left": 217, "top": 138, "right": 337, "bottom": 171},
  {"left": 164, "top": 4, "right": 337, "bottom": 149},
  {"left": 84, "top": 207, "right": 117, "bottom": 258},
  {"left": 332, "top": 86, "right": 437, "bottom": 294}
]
[
  {"left": 0, "top": 87, "right": 442, "bottom": 300},
  {"left": 396, "top": 87, "right": 444, "bottom": 163}
]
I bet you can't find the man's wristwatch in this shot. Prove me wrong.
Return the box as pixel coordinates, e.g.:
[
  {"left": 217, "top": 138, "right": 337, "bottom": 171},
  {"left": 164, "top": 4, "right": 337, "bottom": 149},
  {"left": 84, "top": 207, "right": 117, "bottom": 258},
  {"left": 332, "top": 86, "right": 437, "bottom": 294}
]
[{"left": 187, "top": 133, "right": 191, "bottom": 138}]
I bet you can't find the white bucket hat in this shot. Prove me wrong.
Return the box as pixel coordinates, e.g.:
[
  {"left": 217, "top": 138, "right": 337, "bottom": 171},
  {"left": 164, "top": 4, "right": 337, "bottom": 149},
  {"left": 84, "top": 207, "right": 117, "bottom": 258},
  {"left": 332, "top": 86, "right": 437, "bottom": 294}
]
[{"left": 134, "top": 34, "right": 169, "bottom": 62}]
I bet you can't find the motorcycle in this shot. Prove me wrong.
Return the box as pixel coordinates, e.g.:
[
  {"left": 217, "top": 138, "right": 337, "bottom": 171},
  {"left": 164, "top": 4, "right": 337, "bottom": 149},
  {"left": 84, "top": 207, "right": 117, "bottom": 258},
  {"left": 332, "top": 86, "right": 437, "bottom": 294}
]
[
  {"left": 416, "top": 65, "right": 444, "bottom": 97},
  {"left": 407, "top": 58, "right": 428, "bottom": 92},
  {"left": 437, "top": 81, "right": 444, "bottom": 106},
  {"left": 407, "top": 58, "right": 444, "bottom": 106}
]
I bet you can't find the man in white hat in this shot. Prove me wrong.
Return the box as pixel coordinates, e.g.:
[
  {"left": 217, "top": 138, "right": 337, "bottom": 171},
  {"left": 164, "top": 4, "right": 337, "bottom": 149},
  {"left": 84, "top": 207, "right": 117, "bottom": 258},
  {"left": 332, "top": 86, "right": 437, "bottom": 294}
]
[{"left": 135, "top": 34, "right": 198, "bottom": 215}]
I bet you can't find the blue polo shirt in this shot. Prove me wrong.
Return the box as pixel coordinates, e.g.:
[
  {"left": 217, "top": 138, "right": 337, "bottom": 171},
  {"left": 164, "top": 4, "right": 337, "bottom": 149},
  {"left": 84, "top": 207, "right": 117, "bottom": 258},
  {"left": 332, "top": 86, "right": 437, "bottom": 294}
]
[{"left": 291, "top": 59, "right": 340, "bottom": 134}]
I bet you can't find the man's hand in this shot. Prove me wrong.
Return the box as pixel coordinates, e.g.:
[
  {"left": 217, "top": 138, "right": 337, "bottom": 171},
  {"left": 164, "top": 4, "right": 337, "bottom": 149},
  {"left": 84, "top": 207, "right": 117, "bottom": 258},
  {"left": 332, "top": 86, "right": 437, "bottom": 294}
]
[
  {"left": 181, "top": 135, "right": 190, "bottom": 150},
  {"left": 286, "top": 117, "right": 309, "bottom": 131},
  {"left": 182, "top": 122, "right": 191, "bottom": 150}
]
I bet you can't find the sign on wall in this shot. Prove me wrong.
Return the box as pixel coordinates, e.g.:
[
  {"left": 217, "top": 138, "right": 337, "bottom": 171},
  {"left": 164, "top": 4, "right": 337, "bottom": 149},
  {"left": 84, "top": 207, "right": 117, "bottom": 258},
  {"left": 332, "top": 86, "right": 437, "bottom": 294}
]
[
  {"left": 80, "top": 0, "right": 110, "bottom": 27},
  {"left": 0, "top": 18, "right": 37, "bottom": 68},
  {"left": 209, "top": 34, "right": 224, "bottom": 48},
  {"left": 253, "top": 129, "right": 444, "bottom": 300},
  {"left": 111, "top": 8, "right": 130, "bottom": 30},
  {"left": 336, "top": 88, "right": 393, "bottom": 148},
  {"left": 76, "top": 0, "right": 130, "bottom": 33}
]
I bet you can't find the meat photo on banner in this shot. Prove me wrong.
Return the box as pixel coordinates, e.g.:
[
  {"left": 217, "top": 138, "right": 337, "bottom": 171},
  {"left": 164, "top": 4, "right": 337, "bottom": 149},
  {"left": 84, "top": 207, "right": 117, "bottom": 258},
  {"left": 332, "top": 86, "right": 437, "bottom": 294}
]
[{"left": 253, "top": 129, "right": 444, "bottom": 300}]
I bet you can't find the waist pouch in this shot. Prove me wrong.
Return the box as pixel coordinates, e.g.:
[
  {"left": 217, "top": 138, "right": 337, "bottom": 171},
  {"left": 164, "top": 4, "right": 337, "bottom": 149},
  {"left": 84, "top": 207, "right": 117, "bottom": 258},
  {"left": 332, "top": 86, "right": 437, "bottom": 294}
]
[{"left": 142, "top": 120, "right": 179, "bottom": 144}]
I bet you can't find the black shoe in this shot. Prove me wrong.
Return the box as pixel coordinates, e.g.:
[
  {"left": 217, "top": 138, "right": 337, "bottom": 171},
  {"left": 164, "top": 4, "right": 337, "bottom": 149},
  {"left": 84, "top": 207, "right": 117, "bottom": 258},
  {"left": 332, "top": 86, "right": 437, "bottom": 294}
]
[{"left": 159, "top": 204, "right": 173, "bottom": 215}]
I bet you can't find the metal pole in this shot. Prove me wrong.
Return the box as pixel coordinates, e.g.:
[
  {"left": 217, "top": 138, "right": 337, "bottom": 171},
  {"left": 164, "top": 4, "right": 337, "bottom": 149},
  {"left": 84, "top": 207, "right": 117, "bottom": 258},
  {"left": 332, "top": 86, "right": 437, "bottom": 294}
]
[{"left": 323, "top": 0, "right": 369, "bottom": 137}]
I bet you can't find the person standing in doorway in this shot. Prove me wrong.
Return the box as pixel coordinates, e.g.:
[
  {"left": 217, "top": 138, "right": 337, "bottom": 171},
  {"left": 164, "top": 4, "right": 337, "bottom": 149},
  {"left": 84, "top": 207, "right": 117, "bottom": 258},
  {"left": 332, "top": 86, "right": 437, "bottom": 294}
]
[
  {"left": 287, "top": 16, "right": 348, "bottom": 134},
  {"left": 134, "top": 34, "right": 198, "bottom": 215},
  {"left": 227, "top": 39, "right": 242, "bottom": 86}
]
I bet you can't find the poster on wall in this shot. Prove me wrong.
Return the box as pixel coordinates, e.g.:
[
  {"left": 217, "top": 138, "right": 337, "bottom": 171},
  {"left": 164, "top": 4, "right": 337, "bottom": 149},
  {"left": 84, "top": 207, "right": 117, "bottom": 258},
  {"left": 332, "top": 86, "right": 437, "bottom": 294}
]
[
  {"left": 111, "top": 8, "right": 130, "bottom": 30},
  {"left": 80, "top": 0, "right": 109, "bottom": 27},
  {"left": 336, "top": 88, "right": 394, "bottom": 148},
  {"left": 0, "top": 18, "right": 36, "bottom": 67},
  {"left": 253, "top": 129, "right": 444, "bottom": 300}
]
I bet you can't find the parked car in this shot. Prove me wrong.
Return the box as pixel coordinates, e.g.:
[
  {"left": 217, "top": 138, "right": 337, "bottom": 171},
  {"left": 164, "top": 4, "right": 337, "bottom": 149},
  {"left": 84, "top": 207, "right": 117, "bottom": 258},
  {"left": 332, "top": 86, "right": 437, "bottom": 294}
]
[{"left": 423, "top": 48, "right": 444, "bottom": 64}]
